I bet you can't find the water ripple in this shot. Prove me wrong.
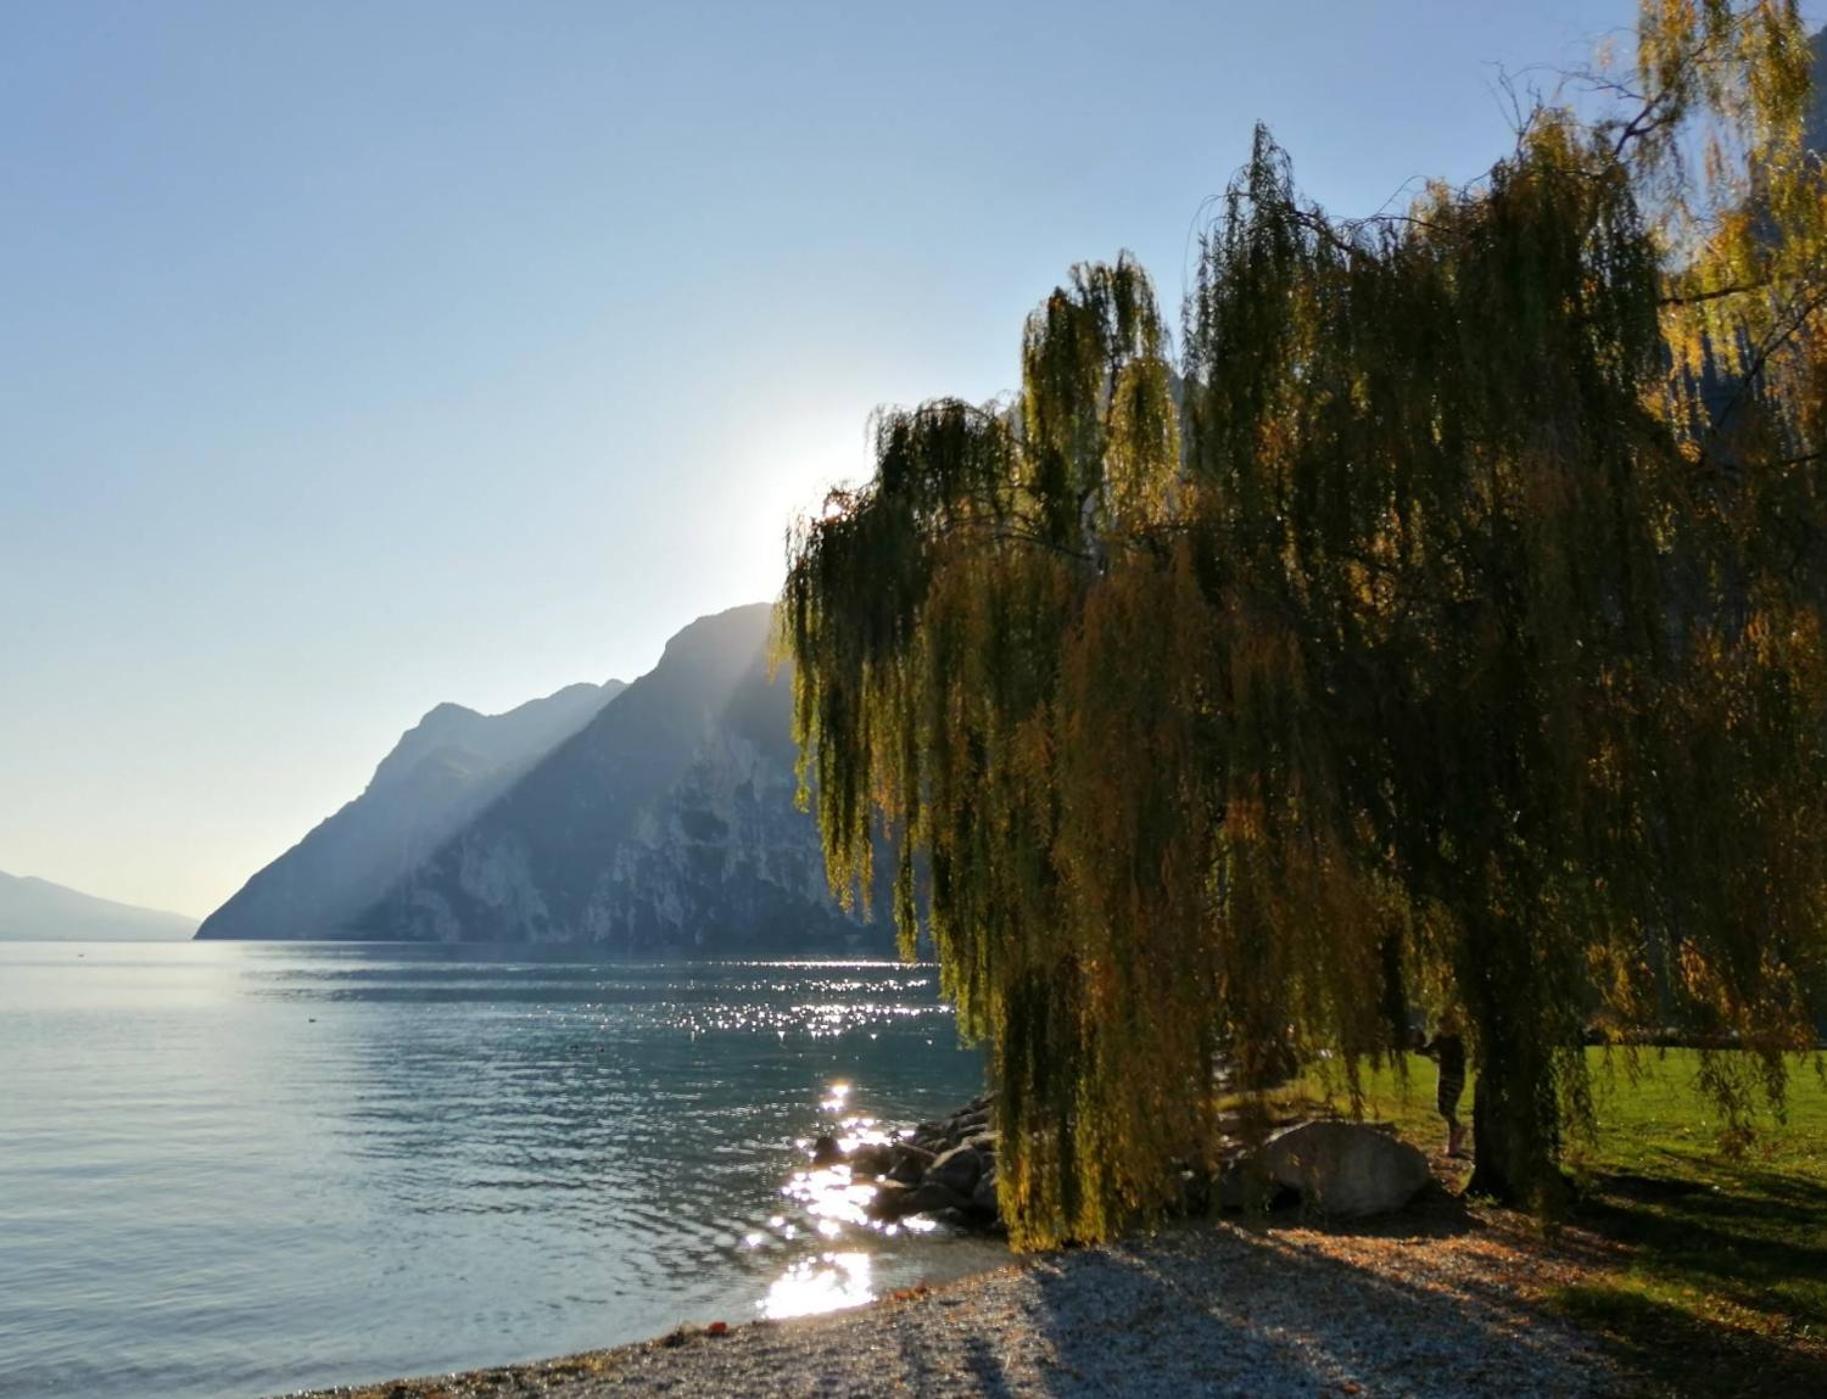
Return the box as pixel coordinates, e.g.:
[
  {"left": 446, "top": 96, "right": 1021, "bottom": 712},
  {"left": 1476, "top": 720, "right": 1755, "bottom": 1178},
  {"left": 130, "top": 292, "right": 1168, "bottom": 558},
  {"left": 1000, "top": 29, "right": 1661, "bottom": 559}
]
[{"left": 0, "top": 943, "right": 995, "bottom": 1399}]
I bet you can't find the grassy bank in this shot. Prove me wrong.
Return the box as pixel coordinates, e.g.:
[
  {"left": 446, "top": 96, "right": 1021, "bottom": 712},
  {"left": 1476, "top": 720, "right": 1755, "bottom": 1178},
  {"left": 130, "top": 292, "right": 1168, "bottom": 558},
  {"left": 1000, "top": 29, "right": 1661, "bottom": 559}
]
[{"left": 1286, "top": 1048, "right": 1827, "bottom": 1396}]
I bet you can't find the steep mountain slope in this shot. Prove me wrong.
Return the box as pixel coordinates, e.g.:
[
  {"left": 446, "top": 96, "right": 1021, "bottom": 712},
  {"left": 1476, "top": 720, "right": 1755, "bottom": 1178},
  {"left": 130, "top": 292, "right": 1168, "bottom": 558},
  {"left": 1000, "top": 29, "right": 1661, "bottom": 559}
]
[
  {"left": 356, "top": 603, "right": 880, "bottom": 953},
  {"left": 0, "top": 869, "right": 197, "bottom": 941},
  {"left": 196, "top": 679, "right": 624, "bottom": 939}
]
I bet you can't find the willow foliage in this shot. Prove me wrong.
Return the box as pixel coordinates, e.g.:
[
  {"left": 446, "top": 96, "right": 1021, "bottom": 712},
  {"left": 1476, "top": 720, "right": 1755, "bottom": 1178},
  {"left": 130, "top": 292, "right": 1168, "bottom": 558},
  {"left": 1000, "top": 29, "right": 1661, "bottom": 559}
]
[{"left": 783, "top": 0, "right": 1827, "bottom": 1243}]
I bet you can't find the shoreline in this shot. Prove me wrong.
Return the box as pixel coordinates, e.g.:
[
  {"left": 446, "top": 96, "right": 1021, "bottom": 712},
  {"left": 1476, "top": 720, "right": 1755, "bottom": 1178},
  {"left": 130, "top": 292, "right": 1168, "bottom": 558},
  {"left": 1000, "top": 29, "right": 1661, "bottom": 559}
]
[{"left": 284, "top": 1189, "right": 1620, "bottom": 1399}]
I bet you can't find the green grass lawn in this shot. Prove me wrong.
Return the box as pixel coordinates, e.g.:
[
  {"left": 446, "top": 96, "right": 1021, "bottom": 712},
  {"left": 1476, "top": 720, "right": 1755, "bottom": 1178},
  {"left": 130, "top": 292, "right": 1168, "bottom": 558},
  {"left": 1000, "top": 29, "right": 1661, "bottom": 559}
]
[{"left": 1290, "top": 1048, "right": 1827, "bottom": 1396}]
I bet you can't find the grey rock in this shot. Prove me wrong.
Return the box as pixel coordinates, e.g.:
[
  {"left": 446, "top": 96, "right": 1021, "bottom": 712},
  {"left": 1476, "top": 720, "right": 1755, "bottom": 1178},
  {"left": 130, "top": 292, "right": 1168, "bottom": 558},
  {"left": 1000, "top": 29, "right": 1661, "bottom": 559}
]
[
  {"left": 886, "top": 1143, "right": 935, "bottom": 1185},
  {"left": 927, "top": 1144, "right": 984, "bottom": 1196},
  {"left": 904, "top": 1180, "right": 971, "bottom": 1215},
  {"left": 1253, "top": 1120, "right": 1432, "bottom": 1217},
  {"left": 1214, "top": 1161, "right": 1299, "bottom": 1212},
  {"left": 811, "top": 1134, "right": 844, "bottom": 1168},
  {"left": 865, "top": 1180, "right": 914, "bottom": 1221},
  {"left": 846, "top": 1142, "right": 894, "bottom": 1178},
  {"left": 867, "top": 1178, "right": 969, "bottom": 1221}
]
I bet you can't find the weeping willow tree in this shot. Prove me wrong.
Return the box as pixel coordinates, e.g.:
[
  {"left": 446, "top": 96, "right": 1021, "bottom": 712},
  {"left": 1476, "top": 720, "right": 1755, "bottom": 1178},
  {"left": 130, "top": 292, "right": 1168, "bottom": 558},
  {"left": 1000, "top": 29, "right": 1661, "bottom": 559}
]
[{"left": 783, "top": 0, "right": 1827, "bottom": 1241}]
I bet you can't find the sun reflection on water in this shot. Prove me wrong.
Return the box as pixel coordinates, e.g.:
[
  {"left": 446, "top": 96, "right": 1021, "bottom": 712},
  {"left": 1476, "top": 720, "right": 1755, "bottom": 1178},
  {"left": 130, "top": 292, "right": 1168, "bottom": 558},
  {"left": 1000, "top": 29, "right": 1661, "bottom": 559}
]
[
  {"left": 761, "top": 1251, "right": 874, "bottom": 1319},
  {"left": 781, "top": 1163, "right": 876, "bottom": 1230},
  {"left": 753, "top": 1078, "right": 952, "bottom": 1318}
]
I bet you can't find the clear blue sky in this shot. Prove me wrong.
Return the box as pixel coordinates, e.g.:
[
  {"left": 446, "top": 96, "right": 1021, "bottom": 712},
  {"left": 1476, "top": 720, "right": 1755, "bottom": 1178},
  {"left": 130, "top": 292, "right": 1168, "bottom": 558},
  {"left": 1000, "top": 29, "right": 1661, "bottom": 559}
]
[{"left": 5, "top": 0, "right": 1769, "bottom": 917}]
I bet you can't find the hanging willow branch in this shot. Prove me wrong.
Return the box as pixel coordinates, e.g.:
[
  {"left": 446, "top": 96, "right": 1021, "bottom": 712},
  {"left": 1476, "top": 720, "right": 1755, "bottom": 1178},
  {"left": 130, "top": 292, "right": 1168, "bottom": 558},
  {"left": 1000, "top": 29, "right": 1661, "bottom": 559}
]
[{"left": 783, "top": 0, "right": 1827, "bottom": 1244}]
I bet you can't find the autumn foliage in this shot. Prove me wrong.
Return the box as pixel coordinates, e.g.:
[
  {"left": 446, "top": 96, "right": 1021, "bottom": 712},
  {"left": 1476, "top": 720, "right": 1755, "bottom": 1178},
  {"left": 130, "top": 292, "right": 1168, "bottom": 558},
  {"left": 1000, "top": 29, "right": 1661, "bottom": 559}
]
[{"left": 783, "top": 0, "right": 1827, "bottom": 1243}]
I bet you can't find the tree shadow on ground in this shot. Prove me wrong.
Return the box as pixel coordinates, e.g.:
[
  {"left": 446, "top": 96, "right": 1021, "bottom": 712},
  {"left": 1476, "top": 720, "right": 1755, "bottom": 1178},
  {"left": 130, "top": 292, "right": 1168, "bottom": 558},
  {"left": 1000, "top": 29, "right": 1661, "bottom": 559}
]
[
  {"left": 967, "top": 1208, "right": 1613, "bottom": 1397},
  {"left": 913, "top": 1175, "right": 1826, "bottom": 1398},
  {"left": 855, "top": 1131, "right": 1827, "bottom": 1398},
  {"left": 1554, "top": 1155, "right": 1827, "bottom": 1396},
  {"left": 1554, "top": 1282, "right": 1827, "bottom": 1398}
]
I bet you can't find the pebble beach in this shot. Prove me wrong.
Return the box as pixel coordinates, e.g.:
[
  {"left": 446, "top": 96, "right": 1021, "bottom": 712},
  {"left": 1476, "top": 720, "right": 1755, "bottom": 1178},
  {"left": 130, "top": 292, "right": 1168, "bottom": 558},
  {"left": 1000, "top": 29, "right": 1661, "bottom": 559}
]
[{"left": 289, "top": 1196, "right": 1621, "bottom": 1399}]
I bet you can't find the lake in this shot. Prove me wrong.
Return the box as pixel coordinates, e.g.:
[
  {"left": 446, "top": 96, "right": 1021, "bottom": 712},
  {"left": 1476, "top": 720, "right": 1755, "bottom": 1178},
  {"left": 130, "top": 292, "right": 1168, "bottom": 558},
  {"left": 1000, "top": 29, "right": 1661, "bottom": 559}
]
[{"left": 0, "top": 942, "right": 997, "bottom": 1398}]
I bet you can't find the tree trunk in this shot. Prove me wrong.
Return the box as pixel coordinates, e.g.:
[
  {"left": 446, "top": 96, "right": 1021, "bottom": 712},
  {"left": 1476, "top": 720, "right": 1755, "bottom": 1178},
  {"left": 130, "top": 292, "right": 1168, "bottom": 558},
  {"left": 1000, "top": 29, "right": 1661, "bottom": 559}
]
[
  {"left": 1461, "top": 909, "right": 1563, "bottom": 1205},
  {"left": 1466, "top": 1074, "right": 1567, "bottom": 1207},
  {"left": 1466, "top": 1067, "right": 1522, "bottom": 1202}
]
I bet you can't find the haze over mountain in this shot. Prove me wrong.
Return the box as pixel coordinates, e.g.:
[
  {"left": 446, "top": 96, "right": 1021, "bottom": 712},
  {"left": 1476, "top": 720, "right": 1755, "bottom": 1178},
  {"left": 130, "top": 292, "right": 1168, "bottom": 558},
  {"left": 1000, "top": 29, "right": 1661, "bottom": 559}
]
[
  {"left": 196, "top": 679, "right": 624, "bottom": 940},
  {"left": 0, "top": 869, "right": 197, "bottom": 941}
]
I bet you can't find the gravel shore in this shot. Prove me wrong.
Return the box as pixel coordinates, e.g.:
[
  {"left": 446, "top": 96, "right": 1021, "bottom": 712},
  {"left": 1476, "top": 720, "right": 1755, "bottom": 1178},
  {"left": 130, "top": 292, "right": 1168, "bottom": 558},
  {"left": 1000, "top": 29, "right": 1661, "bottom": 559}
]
[{"left": 288, "top": 1197, "right": 1621, "bottom": 1398}]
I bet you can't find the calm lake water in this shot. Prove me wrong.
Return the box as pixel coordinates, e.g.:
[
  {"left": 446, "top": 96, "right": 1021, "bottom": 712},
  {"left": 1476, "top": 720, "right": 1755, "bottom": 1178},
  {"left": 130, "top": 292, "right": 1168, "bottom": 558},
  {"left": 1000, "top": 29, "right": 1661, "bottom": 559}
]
[{"left": 0, "top": 942, "right": 996, "bottom": 1399}]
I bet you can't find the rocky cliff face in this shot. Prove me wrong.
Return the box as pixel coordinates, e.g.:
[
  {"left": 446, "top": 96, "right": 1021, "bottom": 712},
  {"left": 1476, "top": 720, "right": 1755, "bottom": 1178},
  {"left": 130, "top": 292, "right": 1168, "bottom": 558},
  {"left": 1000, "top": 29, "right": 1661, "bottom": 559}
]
[
  {"left": 354, "top": 603, "right": 883, "bottom": 953},
  {"left": 196, "top": 679, "right": 624, "bottom": 939}
]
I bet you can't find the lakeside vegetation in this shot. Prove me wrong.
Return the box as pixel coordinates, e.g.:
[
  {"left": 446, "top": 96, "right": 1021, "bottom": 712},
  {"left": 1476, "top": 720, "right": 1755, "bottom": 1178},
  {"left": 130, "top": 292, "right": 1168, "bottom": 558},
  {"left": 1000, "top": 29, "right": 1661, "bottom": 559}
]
[{"left": 782, "top": 0, "right": 1827, "bottom": 1251}]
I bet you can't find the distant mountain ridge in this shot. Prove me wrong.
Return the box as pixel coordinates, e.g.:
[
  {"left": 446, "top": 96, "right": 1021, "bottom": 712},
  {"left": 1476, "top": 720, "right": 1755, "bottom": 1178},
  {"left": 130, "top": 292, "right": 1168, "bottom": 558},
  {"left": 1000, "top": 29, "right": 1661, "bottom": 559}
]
[
  {"left": 353, "top": 603, "right": 879, "bottom": 953},
  {"left": 200, "top": 603, "right": 881, "bottom": 954},
  {"left": 0, "top": 869, "right": 197, "bottom": 941},
  {"left": 195, "top": 678, "right": 625, "bottom": 939}
]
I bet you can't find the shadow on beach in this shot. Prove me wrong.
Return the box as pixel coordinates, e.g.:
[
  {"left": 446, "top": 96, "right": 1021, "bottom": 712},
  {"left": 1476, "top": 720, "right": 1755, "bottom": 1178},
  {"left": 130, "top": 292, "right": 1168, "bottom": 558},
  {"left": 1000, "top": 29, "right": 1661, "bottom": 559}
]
[{"left": 293, "top": 1181, "right": 1827, "bottom": 1398}]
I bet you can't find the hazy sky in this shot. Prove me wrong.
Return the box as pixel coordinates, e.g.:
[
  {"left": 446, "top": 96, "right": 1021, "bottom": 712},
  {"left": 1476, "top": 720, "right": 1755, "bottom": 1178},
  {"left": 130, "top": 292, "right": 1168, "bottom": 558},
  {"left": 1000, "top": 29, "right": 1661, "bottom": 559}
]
[{"left": 8, "top": 0, "right": 1788, "bottom": 917}]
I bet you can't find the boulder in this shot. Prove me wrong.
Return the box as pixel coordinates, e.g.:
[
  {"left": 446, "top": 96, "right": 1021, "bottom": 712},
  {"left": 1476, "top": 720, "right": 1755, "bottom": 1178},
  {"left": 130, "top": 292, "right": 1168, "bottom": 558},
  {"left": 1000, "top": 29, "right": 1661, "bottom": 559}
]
[
  {"left": 947, "top": 1204, "right": 995, "bottom": 1230},
  {"left": 866, "top": 1180, "right": 914, "bottom": 1221},
  {"left": 810, "top": 1134, "right": 845, "bottom": 1168},
  {"left": 1213, "top": 1161, "right": 1300, "bottom": 1212},
  {"left": 1252, "top": 1121, "right": 1431, "bottom": 1217},
  {"left": 927, "top": 1144, "right": 985, "bottom": 1196},
  {"left": 846, "top": 1142, "right": 894, "bottom": 1178},
  {"left": 867, "top": 1178, "right": 969, "bottom": 1222},
  {"left": 904, "top": 1180, "right": 971, "bottom": 1215},
  {"left": 886, "top": 1142, "right": 935, "bottom": 1185}
]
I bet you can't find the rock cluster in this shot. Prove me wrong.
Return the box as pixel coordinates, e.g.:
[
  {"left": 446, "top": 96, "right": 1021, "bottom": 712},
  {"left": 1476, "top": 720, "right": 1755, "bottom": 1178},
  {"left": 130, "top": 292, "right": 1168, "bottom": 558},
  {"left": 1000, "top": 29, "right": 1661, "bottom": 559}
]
[
  {"left": 809, "top": 1097, "right": 1434, "bottom": 1234},
  {"left": 812, "top": 1095, "right": 1005, "bottom": 1233}
]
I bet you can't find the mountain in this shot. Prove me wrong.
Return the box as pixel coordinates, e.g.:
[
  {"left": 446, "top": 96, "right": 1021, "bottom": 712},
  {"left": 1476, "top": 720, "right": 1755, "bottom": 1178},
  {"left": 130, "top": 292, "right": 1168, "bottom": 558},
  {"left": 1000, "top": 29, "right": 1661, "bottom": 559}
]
[
  {"left": 353, "top": 602, "right": 882, "bottom": 953},
  {"left": 0, "top": 869, "right": 197, "bottom": 941},
  {"left": 195, "top": 678, "right": 625, "bottom": 939}
]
